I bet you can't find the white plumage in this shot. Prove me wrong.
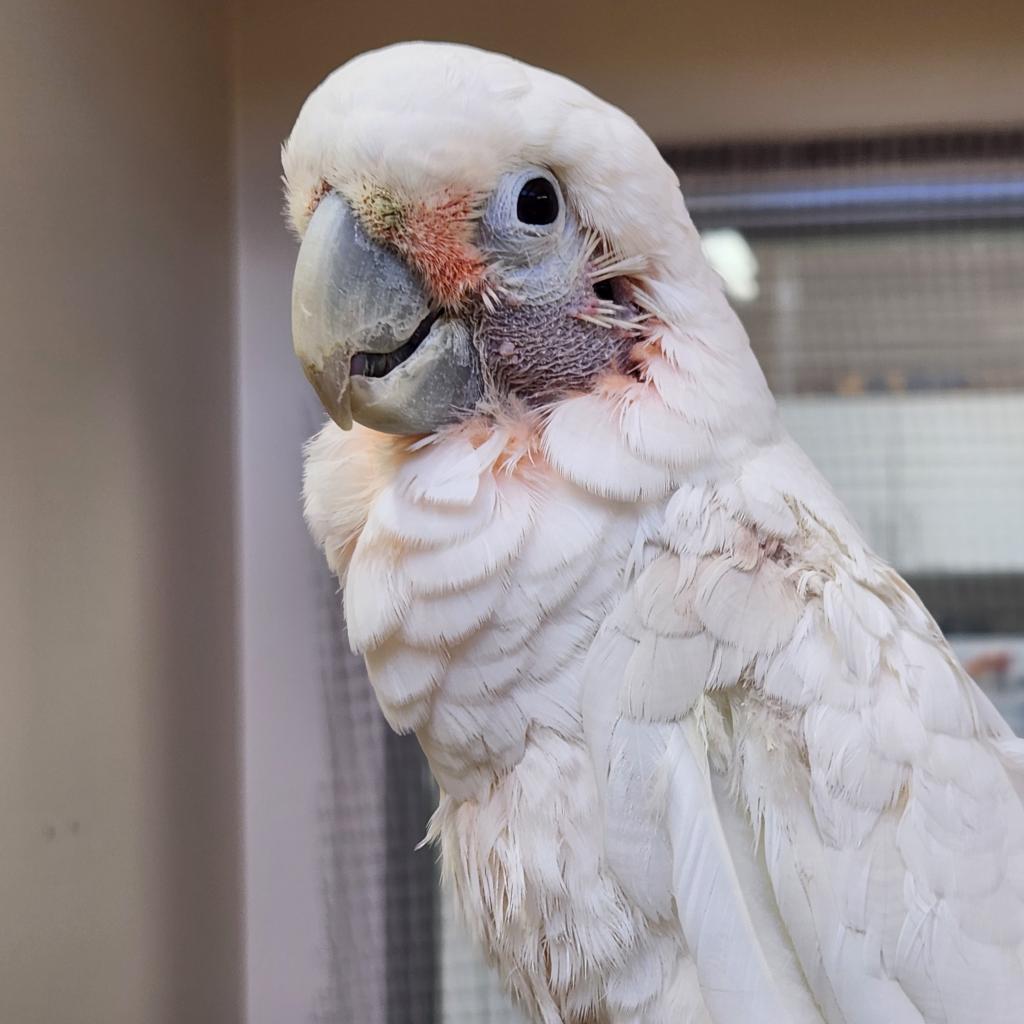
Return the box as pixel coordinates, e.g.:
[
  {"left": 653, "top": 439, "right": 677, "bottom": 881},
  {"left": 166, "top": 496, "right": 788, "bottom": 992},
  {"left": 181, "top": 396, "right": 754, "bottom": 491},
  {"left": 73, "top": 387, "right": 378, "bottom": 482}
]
[{"left": 287, "top": 42, "right": 1024, "bottom": 1023}]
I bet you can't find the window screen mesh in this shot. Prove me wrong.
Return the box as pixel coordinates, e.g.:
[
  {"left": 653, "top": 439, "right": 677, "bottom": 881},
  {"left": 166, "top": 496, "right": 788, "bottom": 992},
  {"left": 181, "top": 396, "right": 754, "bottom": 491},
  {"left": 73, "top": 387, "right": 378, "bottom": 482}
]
[{"left": 314, "top": 130, "right": 1024, "bottom": 1023}]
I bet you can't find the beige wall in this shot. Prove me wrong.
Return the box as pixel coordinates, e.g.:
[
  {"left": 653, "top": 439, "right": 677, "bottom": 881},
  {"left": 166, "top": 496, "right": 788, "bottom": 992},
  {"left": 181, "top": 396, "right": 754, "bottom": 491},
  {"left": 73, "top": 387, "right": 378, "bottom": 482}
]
[
  {"left": 0, "top": 3, "right": 239, "bottom": 1023},
  {"left": 235, "top": 0, "right": 1024, "bottom": 148},
  {"left": 233, "top": 3, "right": 1024, "bottom": 1023}
]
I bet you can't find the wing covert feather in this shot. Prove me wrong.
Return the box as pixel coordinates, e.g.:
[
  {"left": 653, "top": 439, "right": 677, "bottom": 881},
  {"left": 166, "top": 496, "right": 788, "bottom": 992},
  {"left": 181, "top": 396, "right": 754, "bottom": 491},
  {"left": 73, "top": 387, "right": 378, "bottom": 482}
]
[{"left": 585, "top": 436, "right": 1024, "bottom": 1024}]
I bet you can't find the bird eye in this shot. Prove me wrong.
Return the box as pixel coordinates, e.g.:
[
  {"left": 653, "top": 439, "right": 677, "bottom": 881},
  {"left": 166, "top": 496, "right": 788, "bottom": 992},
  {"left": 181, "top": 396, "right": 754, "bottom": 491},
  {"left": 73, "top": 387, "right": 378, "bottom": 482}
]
[{"left": 516, "top": 177, "right": 559, "bottom": 225}]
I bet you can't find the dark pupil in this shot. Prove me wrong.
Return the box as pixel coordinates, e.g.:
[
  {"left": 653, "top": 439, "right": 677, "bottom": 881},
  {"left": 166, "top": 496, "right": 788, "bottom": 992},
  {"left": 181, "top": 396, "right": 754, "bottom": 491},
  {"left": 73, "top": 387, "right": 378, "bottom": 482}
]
[{"left": 516, "top": 177, "right": 559, "bottom": 225}]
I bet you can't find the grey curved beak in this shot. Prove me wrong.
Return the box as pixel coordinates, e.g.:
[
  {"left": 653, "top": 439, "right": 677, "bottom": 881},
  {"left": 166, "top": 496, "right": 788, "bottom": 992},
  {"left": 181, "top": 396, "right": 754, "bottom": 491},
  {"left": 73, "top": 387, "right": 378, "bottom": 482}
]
[
  {"left": 292, "top": 191, "right": 432, "bottom": 429},
  {"left": 291, "top": 191, "right": 482, "bottom": 434}
]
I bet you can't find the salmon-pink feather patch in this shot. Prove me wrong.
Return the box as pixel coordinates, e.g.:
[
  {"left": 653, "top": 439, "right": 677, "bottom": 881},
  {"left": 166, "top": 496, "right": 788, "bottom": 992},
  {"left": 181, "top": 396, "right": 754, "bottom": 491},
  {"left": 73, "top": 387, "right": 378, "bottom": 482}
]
[{"left": 354, "top": 184, "right": 485, "bottom": 308}]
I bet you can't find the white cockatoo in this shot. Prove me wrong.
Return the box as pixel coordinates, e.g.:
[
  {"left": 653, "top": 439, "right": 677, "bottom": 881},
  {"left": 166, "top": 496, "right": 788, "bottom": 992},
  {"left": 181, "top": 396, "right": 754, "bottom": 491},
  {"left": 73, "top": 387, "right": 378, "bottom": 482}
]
[{"left": 283, "top": 42, "right": 1024, "bottom": 1024}]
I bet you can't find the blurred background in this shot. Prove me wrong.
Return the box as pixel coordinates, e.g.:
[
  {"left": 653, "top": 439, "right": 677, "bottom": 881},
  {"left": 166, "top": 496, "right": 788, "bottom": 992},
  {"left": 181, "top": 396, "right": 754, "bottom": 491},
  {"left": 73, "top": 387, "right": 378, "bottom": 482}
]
[{"left": 2, "top": 2, "right": 1023, "bottom": 1022}]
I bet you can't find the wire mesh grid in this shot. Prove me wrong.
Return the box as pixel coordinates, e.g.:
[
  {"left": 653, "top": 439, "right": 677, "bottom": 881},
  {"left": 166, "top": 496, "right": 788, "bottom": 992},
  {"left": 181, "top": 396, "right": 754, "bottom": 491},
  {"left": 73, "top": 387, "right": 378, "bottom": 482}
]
[{"left": 312, "top": 129, "right": 1024, "bottom": 1023}]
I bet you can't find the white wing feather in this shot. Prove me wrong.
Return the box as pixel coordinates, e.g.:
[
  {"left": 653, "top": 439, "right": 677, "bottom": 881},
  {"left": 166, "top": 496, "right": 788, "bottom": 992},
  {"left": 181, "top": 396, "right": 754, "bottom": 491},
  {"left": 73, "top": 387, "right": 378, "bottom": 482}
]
[{"left": 584, "top": 433, "right": 1024, "bottom": 1024}]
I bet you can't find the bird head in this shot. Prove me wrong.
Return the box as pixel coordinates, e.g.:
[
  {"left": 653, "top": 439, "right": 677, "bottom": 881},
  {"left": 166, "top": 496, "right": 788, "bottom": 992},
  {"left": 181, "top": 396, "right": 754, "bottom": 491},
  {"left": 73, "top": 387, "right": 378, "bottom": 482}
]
[{"left": 283, "top": 42, "right": 738, "bottom": 437}]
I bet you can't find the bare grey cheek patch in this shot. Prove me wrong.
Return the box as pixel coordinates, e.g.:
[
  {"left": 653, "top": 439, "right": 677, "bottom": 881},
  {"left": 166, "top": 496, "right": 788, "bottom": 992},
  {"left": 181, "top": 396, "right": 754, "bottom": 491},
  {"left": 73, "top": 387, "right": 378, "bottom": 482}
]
[{"left": 477, "top": 278, "right": 634, "bottom": 403}]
